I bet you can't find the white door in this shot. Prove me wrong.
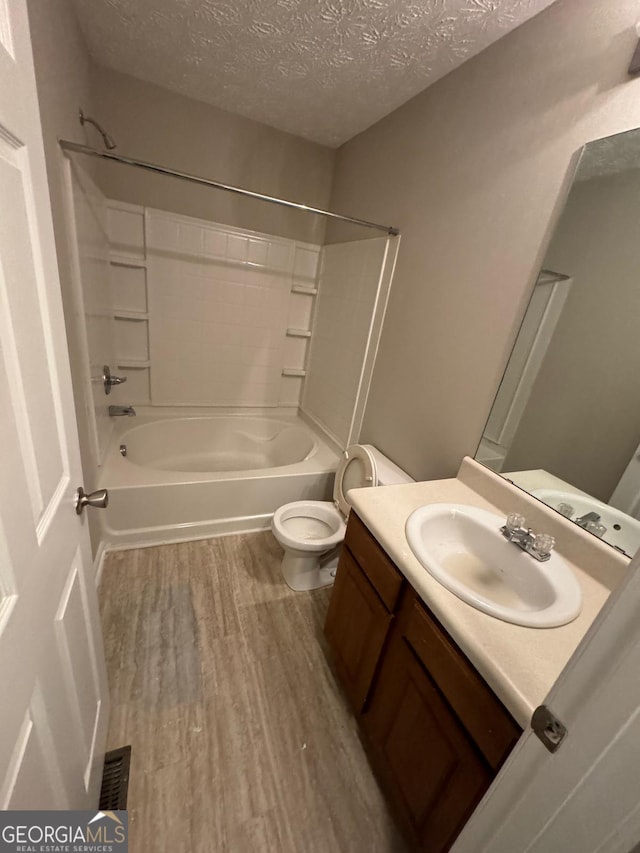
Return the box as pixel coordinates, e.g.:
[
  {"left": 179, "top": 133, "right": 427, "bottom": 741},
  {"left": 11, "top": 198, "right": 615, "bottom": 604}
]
[{"left": 0, "top": 0, "right": 109, "bottom": 808}]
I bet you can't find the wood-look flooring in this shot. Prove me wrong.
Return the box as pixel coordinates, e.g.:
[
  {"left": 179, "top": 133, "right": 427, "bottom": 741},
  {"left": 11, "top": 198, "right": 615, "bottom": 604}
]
[{"left": 99, "top": 532, "right": 407, "bottom": 853}]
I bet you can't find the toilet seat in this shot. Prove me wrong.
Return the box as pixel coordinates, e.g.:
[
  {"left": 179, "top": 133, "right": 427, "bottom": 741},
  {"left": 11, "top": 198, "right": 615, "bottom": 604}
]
[
  {"left": 272, "top": 501, "right": 346, "bottom": 553},
  {"left": 333, "top": 444, "right": 378, "bottom": 516}
]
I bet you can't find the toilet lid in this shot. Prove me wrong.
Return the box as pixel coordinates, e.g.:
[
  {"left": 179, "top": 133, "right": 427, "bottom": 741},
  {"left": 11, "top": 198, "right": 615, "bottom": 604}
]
[{"left": 333, "top": 444, "right": 378, "bottom": 517}]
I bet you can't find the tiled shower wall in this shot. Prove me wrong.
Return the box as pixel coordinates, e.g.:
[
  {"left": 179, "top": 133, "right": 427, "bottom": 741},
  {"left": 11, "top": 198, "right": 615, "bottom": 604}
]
[
  {"left": 105, "top": 202, "right": 395, "bottom": 448},
  {"left": 107, "top": 204, "right": 320, "bottom": 408}
]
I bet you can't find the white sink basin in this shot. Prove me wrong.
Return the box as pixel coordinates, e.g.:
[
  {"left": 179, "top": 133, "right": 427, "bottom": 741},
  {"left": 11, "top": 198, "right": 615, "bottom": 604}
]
[
  {"left": 532, "top": 488, "right": 640, "bottom": 557},
  {"left": 405, "top": 503, "right": 583, "bottom": 628}
]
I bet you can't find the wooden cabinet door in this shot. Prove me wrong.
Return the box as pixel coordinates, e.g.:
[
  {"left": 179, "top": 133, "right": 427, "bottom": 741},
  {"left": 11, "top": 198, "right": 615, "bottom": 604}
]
[
  {"left": 366, "top": 636, "right": 493, "bottom": 853},
  {"left": 325, "top": 548, "right": 393, "bottom": 713}
]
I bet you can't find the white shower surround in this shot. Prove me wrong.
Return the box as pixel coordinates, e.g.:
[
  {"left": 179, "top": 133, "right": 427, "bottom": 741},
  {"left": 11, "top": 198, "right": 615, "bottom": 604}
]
[
  {"left": 107, "top": 202, "right": 320, "bottom": 410},
  {"left": 65, "top": 166, "right": 398, "bottom": 545},
  {"left": 146, "top": 209, "right": 319, "bottom": 407},
  {"left": 105, "top": 202, "right": 397, "bottom": 451}
]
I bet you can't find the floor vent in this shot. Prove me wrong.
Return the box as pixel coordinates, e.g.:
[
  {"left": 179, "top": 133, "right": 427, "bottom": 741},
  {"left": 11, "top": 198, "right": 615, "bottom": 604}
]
[{"left": 99, "top": 745, "right": 131, "bottom": 810}]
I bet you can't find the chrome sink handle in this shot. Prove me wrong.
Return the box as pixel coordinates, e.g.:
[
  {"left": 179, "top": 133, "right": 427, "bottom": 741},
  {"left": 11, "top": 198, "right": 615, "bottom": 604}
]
[
  {"left": 501, "top": 512, "right": 528, "bottom": 544},
  {"left": 501, "top": 513, "right": 555, "bottom": 562},
  {"left": 531, "top": 532, "right": 556, "bottom": 560}
]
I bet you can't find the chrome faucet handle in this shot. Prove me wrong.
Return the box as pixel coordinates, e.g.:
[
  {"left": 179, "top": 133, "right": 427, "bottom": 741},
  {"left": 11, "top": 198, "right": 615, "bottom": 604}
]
[
  {"left": 103, "top": 365, "right": 127, "bottom": 395},
  {"left": 532, "top": 533, "right": 555, "bottom": 559},
  {"left": 505, "top": 512, "right": 526, "bottom": 532},
  {"left": 557, "top": 502, "right": 574, "bottom": 518}
]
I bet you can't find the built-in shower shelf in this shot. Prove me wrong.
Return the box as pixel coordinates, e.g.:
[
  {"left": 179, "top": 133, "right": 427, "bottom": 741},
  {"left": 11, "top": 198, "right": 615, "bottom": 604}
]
[
  {"left": 291, "top": 284, "right": 318, "bottom": 295},
  {"left": 117, "top": 359, "right": 151, "bottom": 369},
  {"left": 114, "top": 311, "right": 149, "bottom": 321},
  {"left": 282, "top": 368, "right": 306, "bottom": 377},
  {"left": 286, "top": 328, "right": 311, "bottom": 338},
  {"left": 109, "top": 254, "right": 147, "bottom": 269}
]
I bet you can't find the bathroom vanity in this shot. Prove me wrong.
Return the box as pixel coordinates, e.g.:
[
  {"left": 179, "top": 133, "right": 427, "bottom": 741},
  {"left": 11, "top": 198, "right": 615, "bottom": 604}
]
[
  {"left": 325, "top": 513, "right": 521, "bottom": 852},
  {"left": 323, "top": 458, "right": 628, "bottom": 852}
]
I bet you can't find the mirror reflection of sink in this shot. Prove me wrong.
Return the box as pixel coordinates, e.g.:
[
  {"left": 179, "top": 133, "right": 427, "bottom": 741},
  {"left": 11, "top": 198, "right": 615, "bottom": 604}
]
[
  {"left": 532, "top": 489, "right": 640, "bottom": 557},
  {"left": 405, "top": 503, "right": 583, "bottom": 628}
]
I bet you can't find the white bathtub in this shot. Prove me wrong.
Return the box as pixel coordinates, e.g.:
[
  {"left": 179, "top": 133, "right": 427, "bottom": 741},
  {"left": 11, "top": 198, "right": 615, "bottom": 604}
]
[{"left": 99, "top": 410, "right": 339, "bottom": 548}]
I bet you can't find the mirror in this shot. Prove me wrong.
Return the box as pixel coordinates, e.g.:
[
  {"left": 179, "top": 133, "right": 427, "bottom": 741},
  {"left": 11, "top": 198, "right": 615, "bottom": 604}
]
[{"left": 476, "top": 127, "right": 640, "bottom": 558}]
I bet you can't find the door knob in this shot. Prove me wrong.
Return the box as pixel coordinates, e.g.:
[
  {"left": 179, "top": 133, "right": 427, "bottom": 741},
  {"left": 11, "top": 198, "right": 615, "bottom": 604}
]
[
  {"left": 75, "top": 486, "right": 109, "bottom": 515},
  {"left": 103, "top": 365, "right": 127, "bottom": 395}
]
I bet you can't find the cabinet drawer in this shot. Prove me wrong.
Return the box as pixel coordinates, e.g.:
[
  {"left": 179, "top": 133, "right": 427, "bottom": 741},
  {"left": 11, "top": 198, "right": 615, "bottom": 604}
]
[
  {"left": 345, "top": 513, "right": 404, "bottom": 612},
  {"left": 404, "top": 598, "right": 521, "bottom": 770}
]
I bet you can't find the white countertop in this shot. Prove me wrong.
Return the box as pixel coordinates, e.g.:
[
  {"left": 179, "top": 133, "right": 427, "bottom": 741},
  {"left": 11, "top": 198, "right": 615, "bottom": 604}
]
[{"left": 348, "top": 468, "right": 621, "bottom": 728}]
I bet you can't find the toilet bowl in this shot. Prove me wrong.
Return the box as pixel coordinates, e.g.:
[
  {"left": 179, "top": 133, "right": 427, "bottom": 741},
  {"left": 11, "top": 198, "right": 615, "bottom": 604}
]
[{"left": 272, "top": 444, "right": 412, "bottom": 591}]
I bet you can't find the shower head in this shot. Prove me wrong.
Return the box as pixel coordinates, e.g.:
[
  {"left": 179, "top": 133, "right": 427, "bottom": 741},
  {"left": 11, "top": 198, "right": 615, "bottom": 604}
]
[{"left": 78, "top": 109, "right": 117, "bottom": 150}]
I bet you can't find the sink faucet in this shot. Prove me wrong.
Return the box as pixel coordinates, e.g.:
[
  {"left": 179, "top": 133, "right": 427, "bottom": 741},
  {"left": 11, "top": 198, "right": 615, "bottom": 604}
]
[
  {"left": 108, "top": 405, "right": 136, "bottom": 417},
  {"left": 574, "top": 511, "right": 607, "bottom": 538},
  {"left": 501, "top": 513, "right": 556, "bottom": 562},
  {"left": 575, "top": 511, "right": 600, "bottom": 529}
]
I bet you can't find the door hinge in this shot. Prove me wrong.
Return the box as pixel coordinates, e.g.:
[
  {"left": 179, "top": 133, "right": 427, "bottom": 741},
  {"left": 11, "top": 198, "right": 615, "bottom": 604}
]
[{"left": 531, "top": 704, "right": 568, "bottom": 753}]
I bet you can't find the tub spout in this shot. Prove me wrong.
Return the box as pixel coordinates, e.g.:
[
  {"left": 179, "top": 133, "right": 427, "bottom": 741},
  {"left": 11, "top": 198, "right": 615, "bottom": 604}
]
[{"left": 109, "top": 405, "right": 136, "bottom": 417}]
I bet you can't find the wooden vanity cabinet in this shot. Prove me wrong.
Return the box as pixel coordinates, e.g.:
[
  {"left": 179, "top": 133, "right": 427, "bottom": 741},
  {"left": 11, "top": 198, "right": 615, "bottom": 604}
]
[
  {"left": 324, "top": 513, "right": 522, "bottom": 853},
  {"left": 365, "top": 621, "right": 493, "bottom": 853},
  {"left": 324, "top": 513, "right": 403, "bottom": 712}
]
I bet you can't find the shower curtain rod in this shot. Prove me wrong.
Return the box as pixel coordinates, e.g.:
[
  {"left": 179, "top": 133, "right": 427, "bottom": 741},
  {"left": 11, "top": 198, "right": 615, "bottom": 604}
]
[{"left": 58, "top": 140, "right": 400, "bottom": 236}]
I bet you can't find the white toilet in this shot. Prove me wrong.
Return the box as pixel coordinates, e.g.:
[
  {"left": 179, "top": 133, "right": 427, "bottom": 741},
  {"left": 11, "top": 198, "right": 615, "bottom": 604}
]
[{"left": 272, "top": 444, "right": 413, "bottom": 591}]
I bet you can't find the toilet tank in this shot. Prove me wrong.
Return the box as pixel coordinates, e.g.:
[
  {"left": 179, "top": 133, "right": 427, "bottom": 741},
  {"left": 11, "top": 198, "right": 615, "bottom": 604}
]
[{"left": 362, "top": 445, "right": 414, "bottom": 486}]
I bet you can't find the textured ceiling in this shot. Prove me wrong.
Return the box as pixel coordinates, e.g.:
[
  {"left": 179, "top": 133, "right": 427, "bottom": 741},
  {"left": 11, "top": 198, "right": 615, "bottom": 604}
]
[{"left": 72, "top": 0, "right": 557, "bottom": 147}]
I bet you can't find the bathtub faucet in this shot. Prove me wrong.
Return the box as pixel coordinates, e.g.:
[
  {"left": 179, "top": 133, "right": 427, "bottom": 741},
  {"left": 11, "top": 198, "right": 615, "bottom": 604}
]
[{"left": 109, "top": 405, "right": 136, "bottom": 417}]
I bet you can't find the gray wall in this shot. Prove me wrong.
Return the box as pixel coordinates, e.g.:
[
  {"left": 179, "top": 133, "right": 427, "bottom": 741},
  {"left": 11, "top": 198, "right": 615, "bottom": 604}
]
[
  {"left": 90, "top": 66, "right": 335, "bottom": 244},
  {"left": 504, "top": 169, "right": 640, "bottom": 501},
  {"left": 329, "top": 0, "right": 640, "bottom": 481}
]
